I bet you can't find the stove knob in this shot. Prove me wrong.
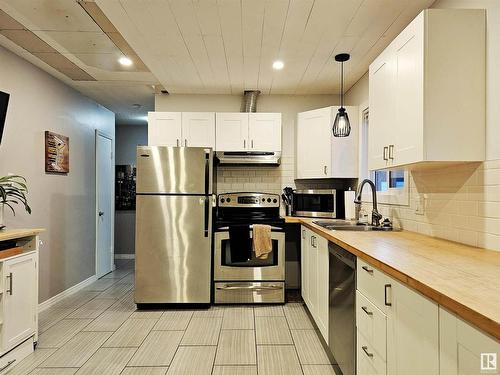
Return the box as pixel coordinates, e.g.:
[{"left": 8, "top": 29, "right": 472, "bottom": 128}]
[
  {"left": 267, "top": 198, "right": 271, "bottom": 203},
  {"left": 273, "top": 198, "right": 277, "bottom": 203},
  {"left": 220, "top": 198, "right": 225, "bottom": 203},
  {"left": 227, "top": 198, "right": 231, "bottom": 203}
]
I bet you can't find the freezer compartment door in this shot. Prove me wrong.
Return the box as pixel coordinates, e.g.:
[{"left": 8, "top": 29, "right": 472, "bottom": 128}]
[
  {"left": 135, "top": 195, "right": 212, "bottom": 303},
  {"left": 136, "top": 146, "right": 213, "bottom": 194}
]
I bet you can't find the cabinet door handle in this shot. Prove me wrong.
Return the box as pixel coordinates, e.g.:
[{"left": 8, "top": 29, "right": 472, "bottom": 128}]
[
  {"left": 185, "top": 139, "right": 188, "bottom": 147},
  {"left": 6, "top": 272, "right": 12, "bottom": 295},
  {"left": 362, "top": 346, "right": 374, "bottom": 358},
  {"left": 362, "top": 265, "right": 374, "bottom": 275},
  {"left": 243, "top": 139, "right": 246, "bottom": 149},
  {"left": 251, "top": 140, "right": 254, "bottom": 148},
  {"left": 384, "top": 284, "right": 392, "bottom": 306},
  {"left": 389, "top": 144, "right": 394, "bottom": 160},
  {"left": 324, "top": 165, "right": 328, "bottom": 175},
  {"left": 302, "top": 230, "right": 306, "bottom": 239},
  {"left": 383, "top": 146, "right": 389, "bottom": 161},
  {"left": 176, "top": 139, "right": 179, "bottom": 147},
  {"left": 361, "top": 306, "right": 373, "bottom": 316}
]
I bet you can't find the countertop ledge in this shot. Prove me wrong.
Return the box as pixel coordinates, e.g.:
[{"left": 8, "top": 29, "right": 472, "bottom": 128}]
[
  {"left": 0, "top": 228, "right": 45, "bottom": 242},
  {"left": 286, "top": 217, "right": 500, "bottom": 340}
]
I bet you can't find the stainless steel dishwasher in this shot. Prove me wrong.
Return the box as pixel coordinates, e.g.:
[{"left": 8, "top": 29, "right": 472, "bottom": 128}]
[{"left": 328, "top": 242, "right": 356, "bottom": 375}]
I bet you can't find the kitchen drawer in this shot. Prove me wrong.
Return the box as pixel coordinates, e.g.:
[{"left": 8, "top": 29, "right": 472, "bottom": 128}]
[
  {"left": 356, "top": 290, "right": 387, "bottom": 361},
  {"left": 357, "top": 329, "right": 386, "bottom": 375},
  {"left": 214, "top": 281, "right": 284, "bottom": 304},
  {"left": 357, "top": 258, "right": 391, "bottom": 311}
]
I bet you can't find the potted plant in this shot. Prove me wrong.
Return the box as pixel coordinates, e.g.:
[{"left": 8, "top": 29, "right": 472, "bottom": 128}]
[{"left": 0, "top": 175, "right": 32, "bottom": 229}]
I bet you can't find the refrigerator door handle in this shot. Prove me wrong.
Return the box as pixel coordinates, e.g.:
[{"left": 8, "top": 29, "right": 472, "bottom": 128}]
[
  {"left": 204, "top": 151, "right": 210, "bottom": 195},
  {"left": 204, "top": 196, "right": 210, "bottom": 237}
]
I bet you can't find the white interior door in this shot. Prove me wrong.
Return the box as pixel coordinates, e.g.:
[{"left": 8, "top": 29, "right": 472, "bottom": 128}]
[{"left": 96, "top": 131, "right": 114, "bottom": 278}]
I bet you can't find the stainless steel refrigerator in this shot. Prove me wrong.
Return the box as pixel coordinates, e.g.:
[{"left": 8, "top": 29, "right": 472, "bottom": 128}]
[{"left": 135, "top": 146, "right": 213, "bottom": 305}]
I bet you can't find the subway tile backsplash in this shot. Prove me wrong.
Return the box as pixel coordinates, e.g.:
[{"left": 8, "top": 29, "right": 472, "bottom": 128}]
[{"left": 363, "top": 161, "right": 500, "bottom": 252}]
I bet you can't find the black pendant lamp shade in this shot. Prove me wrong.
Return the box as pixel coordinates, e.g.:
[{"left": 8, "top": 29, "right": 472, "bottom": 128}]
[{"left": 332, "top": 53, "right": 351, "bottom": 137}]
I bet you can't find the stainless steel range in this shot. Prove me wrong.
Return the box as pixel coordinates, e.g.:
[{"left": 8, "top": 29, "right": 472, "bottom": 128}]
[{"left": 213, "top": 192, "right": 285, "bottom": 304}]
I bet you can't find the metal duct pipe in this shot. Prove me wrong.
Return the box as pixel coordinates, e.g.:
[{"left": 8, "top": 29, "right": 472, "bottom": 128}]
[{"left": 241, "top": 90, "right": 261, "bottom": 112}]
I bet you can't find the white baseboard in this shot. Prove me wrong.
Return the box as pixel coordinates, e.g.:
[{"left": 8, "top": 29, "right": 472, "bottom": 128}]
[
  {"left": 114, "top": 254, "right": 135, "bottom": 260},
  {"left": 38, "top": 274, "right": 98, "bottom": 312}
]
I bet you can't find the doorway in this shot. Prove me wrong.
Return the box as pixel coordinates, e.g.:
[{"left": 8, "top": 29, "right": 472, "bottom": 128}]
[{"left": 95, "top": 130, "right": 114, "bottom": 278}]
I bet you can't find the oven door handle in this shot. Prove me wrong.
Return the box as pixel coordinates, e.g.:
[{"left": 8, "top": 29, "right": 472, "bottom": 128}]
[
  {"left": 216, "top": 284, "right": 283, "bottom": 291},
  {"left": 217, "top": 225, "right": 283, "bottom": 231}
]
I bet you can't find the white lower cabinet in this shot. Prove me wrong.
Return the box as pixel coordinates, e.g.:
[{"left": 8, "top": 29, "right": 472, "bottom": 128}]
[
  {"left": 300, "top": 226, "right": 328, "bottom": 343},
  {"left": 440, "top": 307, "right": 499, "bottom": 375},
  {"left": 386, "top": 279, "right": 439, "bottom": 375},
  {"left": 357, "top": 259, "right": 439, "bottom": 375},
  {"left": 2, "top": 252, "right": 37, "bottom": 352}
]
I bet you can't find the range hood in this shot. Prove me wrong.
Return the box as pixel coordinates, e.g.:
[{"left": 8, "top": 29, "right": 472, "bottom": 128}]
[{"left": 216, "top": 151, "right": 281, "bottom": 165}]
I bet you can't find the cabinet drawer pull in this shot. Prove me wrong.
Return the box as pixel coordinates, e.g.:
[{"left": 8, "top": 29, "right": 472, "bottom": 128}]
[
  {"left": 324, "top": 165, "right": 328, "bottom": 175},
  {"left": 362, "top": 346, "right": 374, "bottom": 358},
  {"left": 361, "top": 306, "right": 373, "bottom": 316},
  {"left": 6, "top": 272, "right": 12, "bottom": 295},
  {"left": 244, "top": 139, "right": 246, "bottom": 149},
  {"left": 362, "top": 266, "right": 374, "bottom": 274},
  {"left": 251, "top": 140, "right": 254, "bottom": 148},
  {"left": 184, "top": 139, "right": 188, "bottom": 147},
  {"left": 302, "top": 230, "right": 306, "bottom": 239},
  {"left": 389, "top": 144, "right": 394, "bottom": 160},
  {"left": 384, "top": 284, "right": 392, "bottom": 306},
  {"left": 176, "top": 139, "right": 179, "bottom": 147},
  {"left": 383, "top": 146, "right": 389, "bottom": 161}
]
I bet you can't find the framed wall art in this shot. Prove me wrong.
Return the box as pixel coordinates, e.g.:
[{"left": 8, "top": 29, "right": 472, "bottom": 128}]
[{"left": 45, "top": 131, "right": 69, "bottom": 173}]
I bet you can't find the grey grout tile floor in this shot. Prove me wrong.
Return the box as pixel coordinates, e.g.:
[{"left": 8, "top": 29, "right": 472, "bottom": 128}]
[{"left": 12, "top": 261, "right": 338, "bottom": 375}]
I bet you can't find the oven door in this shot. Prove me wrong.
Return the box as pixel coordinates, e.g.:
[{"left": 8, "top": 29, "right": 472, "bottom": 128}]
[
  {"left": 292, "top": 190, "right": 337, "bottom": 218},
  {"left": 214, "top": 227, "right": 285, "bottom": 281}
]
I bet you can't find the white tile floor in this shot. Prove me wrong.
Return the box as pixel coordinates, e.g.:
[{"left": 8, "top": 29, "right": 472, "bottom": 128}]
[{"left": 11, "top": 262, "right": 338, "bottom": 375}]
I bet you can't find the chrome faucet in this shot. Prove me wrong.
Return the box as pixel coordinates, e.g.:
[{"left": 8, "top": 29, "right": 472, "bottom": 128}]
[{"left": 354, "top": 179, "right": 383, "bottom": 227}]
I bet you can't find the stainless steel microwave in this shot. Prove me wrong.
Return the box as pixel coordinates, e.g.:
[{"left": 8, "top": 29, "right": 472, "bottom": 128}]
[{"left": 292, "top": 189, "right": 345, "bottom": 219}]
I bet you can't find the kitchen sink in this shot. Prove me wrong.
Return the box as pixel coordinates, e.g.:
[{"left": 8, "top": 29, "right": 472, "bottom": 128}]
[{"left": 313, "top": 220, "right": 395, "bottom": 231}]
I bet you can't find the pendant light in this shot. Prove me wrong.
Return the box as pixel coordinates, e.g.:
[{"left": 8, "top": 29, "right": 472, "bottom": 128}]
[{"left": 332, "top": 53, "right": 351, "bottom": 137}]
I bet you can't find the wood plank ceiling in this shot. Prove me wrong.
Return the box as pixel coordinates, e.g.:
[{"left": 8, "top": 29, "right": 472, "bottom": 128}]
[{"left": 0, "top": 0, "right": 435, "bottom": 123}]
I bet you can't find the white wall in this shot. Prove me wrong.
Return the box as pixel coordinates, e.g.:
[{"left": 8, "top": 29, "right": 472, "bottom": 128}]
[
  {"left": 345, "top": 4, "right": 500, "bottom": 251},
  {"left": 0, "top": 45, "right": 115, "bottom": 302},
  {"left": 155, "top": 94, "right": 340, "bottom": 197}
]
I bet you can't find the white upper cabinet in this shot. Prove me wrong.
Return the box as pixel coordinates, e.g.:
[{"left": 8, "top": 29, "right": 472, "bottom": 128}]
[
  {"left": 215, "top": 113, "right": 281, "bottom": 152},
  {"left": 181, "top": 112, "right": 215, "bottom": 148},
  {"left": 216, "top": 113, "right": 249, "bottom": 151},
  {"left": 149, "top": 112, "right": 215, "bottom": 148},
  {"left": 297, "top": 106, "right": 358, "bottom": 179},
  {"left": 148, "top": 112, "right": 182, "bottom": 147},
  {"left": 368, "top": 9, "right": 486, "bottom": 170},
  {"left": 248, "top": 113, "right": 281, "bottom": 151}
]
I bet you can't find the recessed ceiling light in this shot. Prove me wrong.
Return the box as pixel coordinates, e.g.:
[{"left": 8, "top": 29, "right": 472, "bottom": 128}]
[
  {"left": 118, "top": 56, "right": 133, "bottom": 66},
  {"left": 272, "top": 60, "right": 284, "bottom": 70}
]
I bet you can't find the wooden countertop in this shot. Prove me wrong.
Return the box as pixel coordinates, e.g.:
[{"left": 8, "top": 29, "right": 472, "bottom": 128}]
[
  {"left": 0, "top": 228, "right": 45, "bottom": 242},
  {"left": 285, "top": 216, "right": 500, "bottom": 340}
]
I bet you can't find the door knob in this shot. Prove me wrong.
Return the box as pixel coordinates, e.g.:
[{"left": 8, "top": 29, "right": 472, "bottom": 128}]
[{"left": 99, "top": 211, "right": 104, "bottom": 217}]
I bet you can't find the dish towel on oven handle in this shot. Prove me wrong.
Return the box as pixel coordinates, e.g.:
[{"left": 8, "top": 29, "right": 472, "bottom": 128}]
[{"left": 253, "top": 224, "right": 272, "bottom": 259}]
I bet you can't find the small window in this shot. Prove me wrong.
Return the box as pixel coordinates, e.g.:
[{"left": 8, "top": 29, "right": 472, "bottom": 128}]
[{"left": 360, "top": 108, "right": 409, "bottom": 206}]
